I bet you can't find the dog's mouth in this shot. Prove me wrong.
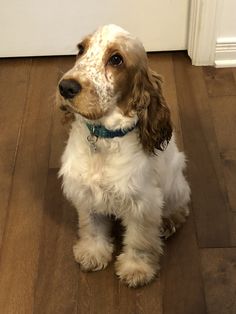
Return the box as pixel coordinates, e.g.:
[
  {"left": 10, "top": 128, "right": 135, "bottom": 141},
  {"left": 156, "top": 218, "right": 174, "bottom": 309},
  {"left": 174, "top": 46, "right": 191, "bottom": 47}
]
[
  {"left": 59, "top": 102, "right": 101, "bottom": 121},
  {"left": 58, "top": 94, "right": 107, "bottom": 121},
  {"left": 59, "top": 102, "right": 79, "bottom": 114}
]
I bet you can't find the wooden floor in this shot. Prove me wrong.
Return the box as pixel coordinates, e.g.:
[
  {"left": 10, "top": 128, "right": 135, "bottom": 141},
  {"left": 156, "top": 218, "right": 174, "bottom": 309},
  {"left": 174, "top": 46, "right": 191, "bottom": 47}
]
[{"left": 0, "top": 52, "right": 236, "bottom": 314}]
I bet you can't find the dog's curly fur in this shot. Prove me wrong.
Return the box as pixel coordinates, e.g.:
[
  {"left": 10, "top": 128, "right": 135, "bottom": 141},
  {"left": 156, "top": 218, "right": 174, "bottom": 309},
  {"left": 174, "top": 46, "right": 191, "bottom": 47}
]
[{"left": 57, "top": 24, "right": 191, "bottom": 287}]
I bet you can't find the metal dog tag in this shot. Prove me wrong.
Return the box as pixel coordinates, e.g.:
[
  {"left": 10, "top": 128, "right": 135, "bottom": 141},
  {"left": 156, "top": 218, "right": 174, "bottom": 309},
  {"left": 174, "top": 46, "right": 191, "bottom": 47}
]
[{"left": 87, "top": 134, "right": 98, "bottom": 152}]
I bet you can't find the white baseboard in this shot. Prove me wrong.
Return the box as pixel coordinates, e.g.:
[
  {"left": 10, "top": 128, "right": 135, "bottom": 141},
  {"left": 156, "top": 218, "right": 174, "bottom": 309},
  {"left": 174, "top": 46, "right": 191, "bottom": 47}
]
[{"left": 215, "top": 38, "right": 236, "bottom": 67}]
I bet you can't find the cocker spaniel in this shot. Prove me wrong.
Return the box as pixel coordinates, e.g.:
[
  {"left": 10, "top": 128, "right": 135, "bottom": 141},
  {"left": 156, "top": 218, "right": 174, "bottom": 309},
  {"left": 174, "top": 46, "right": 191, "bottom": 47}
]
[{"left": 57, "top": 24, "right": 191, "bottom": 287}]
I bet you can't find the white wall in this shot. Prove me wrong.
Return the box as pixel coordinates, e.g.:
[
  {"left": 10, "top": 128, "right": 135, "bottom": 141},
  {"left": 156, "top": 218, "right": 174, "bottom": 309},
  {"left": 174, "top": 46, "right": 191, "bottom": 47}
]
[
  {"left": 217, "top": 0, "right": 236, "bottom": 40},
  {"left": 0, "top": 0, "right": 189, "bottom": 57},
  {"left": 215, "top": 0, "right": 236, "bottom": 67}
]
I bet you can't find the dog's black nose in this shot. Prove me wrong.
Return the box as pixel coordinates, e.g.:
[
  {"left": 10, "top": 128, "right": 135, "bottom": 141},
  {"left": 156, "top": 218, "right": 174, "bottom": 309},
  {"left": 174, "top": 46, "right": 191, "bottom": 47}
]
[{"left": 59, "top": 79, "right": 81, "bottom": 99}]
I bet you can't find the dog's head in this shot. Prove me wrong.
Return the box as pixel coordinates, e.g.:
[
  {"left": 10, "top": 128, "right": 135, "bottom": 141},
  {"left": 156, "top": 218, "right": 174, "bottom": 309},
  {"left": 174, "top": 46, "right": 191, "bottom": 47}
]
[{"left": 57, "top": 24, "right": 172, "bottom": 153}]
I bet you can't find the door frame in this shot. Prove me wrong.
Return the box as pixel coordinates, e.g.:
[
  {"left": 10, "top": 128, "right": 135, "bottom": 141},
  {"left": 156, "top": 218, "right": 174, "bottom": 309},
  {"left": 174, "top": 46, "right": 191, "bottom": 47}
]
[
  {"left": 188, "top": 0, "right": 223, "bottom": 66},
  {"left": 188, "top": 0, "right": 236, "bottom": 67}
]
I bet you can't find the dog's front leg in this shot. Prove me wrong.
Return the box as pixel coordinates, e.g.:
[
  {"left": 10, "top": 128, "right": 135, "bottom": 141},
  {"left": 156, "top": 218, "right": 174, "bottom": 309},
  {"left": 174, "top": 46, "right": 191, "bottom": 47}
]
[
  {"left": 115, "top": 203, "right": 162, "bottom": 287},
  {"left": 73, "top": 210, "right": 113, "bottom": 271}
]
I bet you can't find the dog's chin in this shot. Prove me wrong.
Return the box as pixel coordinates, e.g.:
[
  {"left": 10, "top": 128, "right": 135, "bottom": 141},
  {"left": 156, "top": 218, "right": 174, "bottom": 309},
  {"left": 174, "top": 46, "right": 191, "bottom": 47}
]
[
  {"left": 59, "top": 102, "right": 78, "bottom": 113},
  {"left": 60, "top": 103, "right": 106, "bottom": 121},
  {"left": 58, "top": 92, "right": 108, "bottom": 121},
  {"left": 78, "top": 111, "right": 105, "bottom": 121}
]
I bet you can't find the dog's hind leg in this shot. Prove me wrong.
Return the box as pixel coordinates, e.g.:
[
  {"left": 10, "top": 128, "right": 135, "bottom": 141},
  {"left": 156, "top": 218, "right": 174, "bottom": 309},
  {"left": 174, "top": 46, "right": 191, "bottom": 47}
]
[{"left": 161, "top": 151, "right": 191, "bottom": 239}]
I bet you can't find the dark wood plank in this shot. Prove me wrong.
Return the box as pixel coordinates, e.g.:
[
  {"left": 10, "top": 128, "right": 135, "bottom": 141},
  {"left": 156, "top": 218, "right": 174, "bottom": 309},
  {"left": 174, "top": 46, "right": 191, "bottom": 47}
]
[
  {"left": 173, "top": 52, "right": 231, "bottom": 247},
  {"left": 76, "top": 264, "right": 121, "bottom": 314},
  {"left": 162, "top": 213, "right": 206, "bottom": 314},
  {"left": 49, "top": 56, "right": 74, "bottom": 169},
  {"left": 208, "top": 94, "right": 236, "bottom": 245},
  {"left": 0, "top": 58, "right": 31, "bottom": 247},
  {"left": 229, "top": 213, "right": 236, "bottom": 245},
  {"left": 203, "top": 67, "right": 236, "bottom": 97},
  {"left": 0, "top": 58, "right": 58, "bottom": 313},
  {"left": 201, "top": 248, "right": 236, "bottom": 314},
  {"left": 135, "top": 280, "right": 162, "bottom": 314},
  {"left": 209, "top": 96, "right": 236, "bottom": 212},
  {"left": 233, "top": 68, "right": 236, "bottom": 85},
  {"left": 33, "top": 169, "right": 78, "bottom": 314},
  {"left": 77, "top": 265, "right": 162, "bottom": 314}
]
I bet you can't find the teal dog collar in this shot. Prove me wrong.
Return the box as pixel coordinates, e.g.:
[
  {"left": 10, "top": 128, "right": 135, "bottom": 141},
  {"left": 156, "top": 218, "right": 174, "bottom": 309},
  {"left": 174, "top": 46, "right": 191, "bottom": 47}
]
[{"left": 86, "top": 123, "right": 136, "bottom": 139}]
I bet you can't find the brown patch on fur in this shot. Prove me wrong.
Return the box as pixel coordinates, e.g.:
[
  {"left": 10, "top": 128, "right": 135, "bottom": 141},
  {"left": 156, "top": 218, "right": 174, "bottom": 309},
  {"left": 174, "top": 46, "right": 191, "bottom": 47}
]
[
  {"left": 76, "top": 35, "right": 91, "bottom": 58},
  {"left": 106, "top": 39, "right": 148, "bottom": 117},
  {"left": 72, "top": 82, "right": 106, "bottom": 120},
  {"left": 110, "top": 39, "right": 172, "bottom": 154},
  {"left": 116, "top": 63, "right": 172, "bottom": 154},
  {"left": 61, "top": 112, "right": 75, "bottom": 124},
  {"left": 112, "top": 67, "right": 134, "bottom": 111},
  {"left": 102, "top": 42, "right": 129, "bottom": 66},
  {"left": 132, "top": 69, "right": 172, "bottom": 154},
  {"left": 103, "top": 38, "right": 172, "bottom": 154}
]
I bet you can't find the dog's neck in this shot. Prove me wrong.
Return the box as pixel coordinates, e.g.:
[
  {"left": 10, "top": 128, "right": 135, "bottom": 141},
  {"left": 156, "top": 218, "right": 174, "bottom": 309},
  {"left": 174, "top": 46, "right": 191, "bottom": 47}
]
[
  {"left": 73, "top": 111, "right": 140, "bottom": 154},
  {"left": 78, "top": 107, "right": 138, "bottom": 131},
  {"left": 75, "top": 107, "right": 138, "bottom": 135}
]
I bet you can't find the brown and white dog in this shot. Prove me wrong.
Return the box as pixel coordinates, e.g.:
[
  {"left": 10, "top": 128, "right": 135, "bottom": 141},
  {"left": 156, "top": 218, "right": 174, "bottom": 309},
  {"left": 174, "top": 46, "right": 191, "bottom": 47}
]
[{"left": 57, "top": 24, "right": 190, "bottom": 287}]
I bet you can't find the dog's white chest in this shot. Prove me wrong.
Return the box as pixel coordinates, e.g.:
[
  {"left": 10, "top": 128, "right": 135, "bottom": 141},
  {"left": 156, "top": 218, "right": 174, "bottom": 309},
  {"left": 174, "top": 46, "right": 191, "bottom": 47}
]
[
  {"left": 84, "top": 153, "right": 107, "bottom": 185},
  {"left": 59, "top": 120, "right": 158, "bottom": 216}
]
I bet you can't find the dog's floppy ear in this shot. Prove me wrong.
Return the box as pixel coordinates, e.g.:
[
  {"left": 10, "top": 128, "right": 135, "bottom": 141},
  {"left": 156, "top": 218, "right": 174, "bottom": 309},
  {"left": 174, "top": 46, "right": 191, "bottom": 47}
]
[{"left": 130, "top": 68, "right": 172, "bottom": 154}]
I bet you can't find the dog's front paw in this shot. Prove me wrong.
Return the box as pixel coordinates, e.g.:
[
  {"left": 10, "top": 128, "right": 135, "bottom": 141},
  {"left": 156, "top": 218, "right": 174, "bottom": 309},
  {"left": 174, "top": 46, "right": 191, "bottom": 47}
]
[
  {"left": 115, "top": 252, "right": 159, "bottom": 287},
  {"left": 73, "top": 237, "right": 113, "bottom": 271}
]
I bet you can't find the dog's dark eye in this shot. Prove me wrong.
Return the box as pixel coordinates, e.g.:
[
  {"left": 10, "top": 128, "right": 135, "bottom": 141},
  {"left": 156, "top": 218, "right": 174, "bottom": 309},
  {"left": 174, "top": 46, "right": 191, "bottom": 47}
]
[
  {"left": 77, "top": 44, "right": 84, "bottom": 56},
  {"left": 108, "top": 54, "right": 123, "bottom": 66}
]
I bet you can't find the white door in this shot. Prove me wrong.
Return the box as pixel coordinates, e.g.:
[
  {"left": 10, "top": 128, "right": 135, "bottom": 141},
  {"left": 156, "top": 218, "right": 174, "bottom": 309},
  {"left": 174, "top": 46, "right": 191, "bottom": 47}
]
[{"left": 0, "top": 0, "right": 189, "bottom": 57}]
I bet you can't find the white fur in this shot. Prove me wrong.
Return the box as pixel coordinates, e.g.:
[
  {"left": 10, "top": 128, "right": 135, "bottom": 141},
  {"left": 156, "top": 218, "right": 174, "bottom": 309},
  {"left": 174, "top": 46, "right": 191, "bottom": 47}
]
[
  {"left": 60, "top": 119, "right": 190, "bottom": 218},
  {"left": 59, "top": 25, "right": 191, "bottom": 287},
  {"left": 59, "top": 116, "right": 190, "bottom": 286}
]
